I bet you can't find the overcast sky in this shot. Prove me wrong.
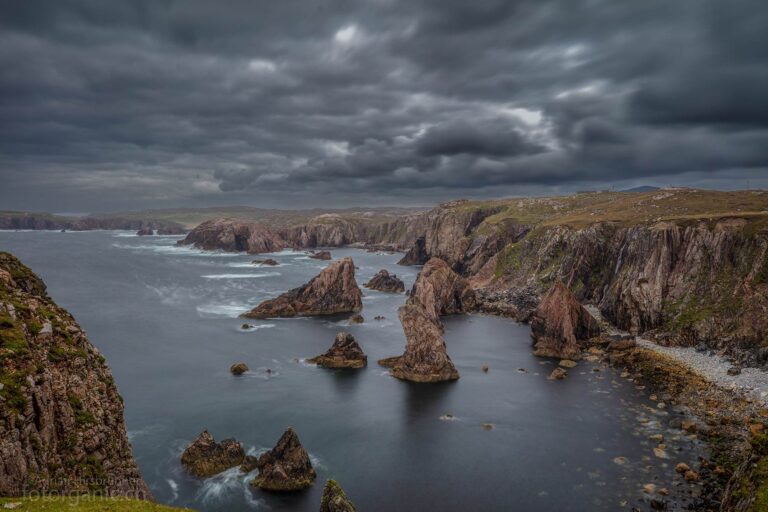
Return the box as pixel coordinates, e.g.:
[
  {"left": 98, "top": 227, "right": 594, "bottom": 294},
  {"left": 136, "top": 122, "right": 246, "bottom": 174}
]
[{"left": 1, "top": 0, "right": 767, "bottom": 213}]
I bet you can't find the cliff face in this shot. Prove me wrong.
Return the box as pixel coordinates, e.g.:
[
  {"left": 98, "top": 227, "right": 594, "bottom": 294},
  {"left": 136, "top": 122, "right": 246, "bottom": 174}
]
[
  {"left": 178, "top": 218, "right": 286, "bottom": 253},
  {"left": 0, "top": 252, "right": 150, "bottom": 498},
  {"left": 0, "top": 213, "right": 185, "bottom": 233},
  {"left": 279, "top": 216, "right": 366, "bottom": 248},
  {"left": 408, "top": 258, "right": 476, "bottom": 321}
]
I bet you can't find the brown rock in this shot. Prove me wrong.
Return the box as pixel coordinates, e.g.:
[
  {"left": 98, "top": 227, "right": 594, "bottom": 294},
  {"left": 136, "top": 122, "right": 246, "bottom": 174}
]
[
  {"left": 255, "top": 258, "right": 279, "bottom": 266},
  {"left": 230, "top": 362, "right": 249, "bottom": 375},
  {"left": 181, "top": 430, "right": 246, "bottom": 478},
  {"left": 407, "top": 257, "right": 477, "bottom": 320},
  {"left": 251, "top": 428, "right": 316, "bottom": 491},
  {"left": 319, "top": 479, "right": 357, "bottom": 512},
  {"left": 548, "top": 367, "right": 568, "bottom": 380},
  {"left": 349, "top": 314, "right": 364, "bottom": 324},
  {"left": 530, "top": 281, "right": 600, "bottom": 360},
  {"left": 243, "top": 257, "right": 362, "bottom": 319},
  {"left": 307, "top": 332, "right": 367, "bottom": 369},
  {"left": 675, "top": 462, "right": 690, "bottom": 474},
  {"left": 309, "top": 250, "right": 332, "bottom": 260},
  {"left": 179, "top": 219, "right": 286, "bottom": 254},
  {"left": 364, "top": 269, "right": 405, "bottom": 293}
]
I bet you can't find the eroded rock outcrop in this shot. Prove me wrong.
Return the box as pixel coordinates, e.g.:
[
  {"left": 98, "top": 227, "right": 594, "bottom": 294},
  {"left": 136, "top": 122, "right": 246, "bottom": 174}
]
[
  {"left": 251, "top": 427, "right": 316, "bottom": 491},
  {"left": 408, "top": 258, "right": 476, "bottom": 320},
  {"left": 320, "top": 479, "right": 357, "bottom": 512},
  {"left": 530, "top": 281, "right": 600, "bottom": 360},
  {"left": 0, "top": 252, "right": 150, "bottom": 498},
  {"left": 364, "top": 269, "right": 405, "bottom": 293},
  {"left": 307, "top": 332, "right": 367, "bottom": 368},
  {"left": 309, "top": 250, "right": 332, "bottom": 260},
  {"left": 178, "top": 218, "right": 286, "bottom": 254},
  {"left": 243, "top": 258, "right": 362, "bottom": 319},
  {"left": 181, "top": 430, "right": 245, "bottom": 478}
]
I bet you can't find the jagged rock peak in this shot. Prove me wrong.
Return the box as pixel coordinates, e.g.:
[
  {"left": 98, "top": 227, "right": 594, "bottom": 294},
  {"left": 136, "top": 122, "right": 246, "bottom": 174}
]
[
  {"left": 242, "top": 257, "right": 362, "bottom": 319},
  {"left": 251, "top": 427, "right": 316, "bottom": 491},
  {"left": 364, "top": 269, "right": 405, "bottom": 293},
  {"left": 181, "top": 430, "right": 246, "bottom": 478},
  {"left": 407, "top": 257, "right": 476, "bottom": 321},
  {"left": 178, "top": 218, "right": 286, "bottom": 254},
  {"left": 531, "top": 281, "right": 600, "bottom": 360},
  {"left": 0, "top": 252, "right": 151, "bottom": 499},
  {"left": 308, "top": 332, "right": 367, "bottom": 368},
  {"left": 320, "top": 479, "right": 357, "bottom": 512}
]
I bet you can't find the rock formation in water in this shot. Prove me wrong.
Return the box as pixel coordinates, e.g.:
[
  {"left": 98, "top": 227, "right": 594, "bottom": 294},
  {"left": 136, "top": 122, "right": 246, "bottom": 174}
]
[
  {"left": 230, "top": 362, "right": 249, "bottom": 375},
  {"left": 242, "top": 257, "right": 362, "bottom": 319},
  {"left": 398, "top": 236, "right": 429, "bottom": 265},
  {"left": 530, "top": 281, "right": 600, "bottom": 360},
  {"left": 255, "top": 258, "right": 279, "bottom": 266},
  {"left": 136, "top": 227, "right": 154, "bottom": 236},
  {"left": 180, "top": 430, "right": 246, "bottom": 478},
  {"left": 0, "top": 252, "right": 151, "bottom": 498},
  {"left": 309, "top": 250, "right": 332, "bottom": 260},
  {"left": 178, "top": 218, "right": 286, "bottom": 254},
  {"left": 319, "top": 479, "right": 357, "bottom": 512},
  {"left": 251, "top": 427, "right": 316, "bottom": 491},
  {"left": 364, "top": 269, "right": 405, "bottom": 293},
  {"left": 407, "top": 257, "right": 476, "bottom": 320},
  {"left": 307, "top": 332, "right": 367, "bottom": 368}
]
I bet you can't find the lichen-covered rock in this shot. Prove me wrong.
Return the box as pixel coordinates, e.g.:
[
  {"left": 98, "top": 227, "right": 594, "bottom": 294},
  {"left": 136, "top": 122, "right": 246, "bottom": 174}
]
[
  {"left": 242, "top": 258, "right": 362, "bottom": 319},
  {"left": 364, "top": 269, "right": 405, "bottom": 293},
  {"left": 309, "top": 250, "right": 332, "bottom": 260},
  {"left": 181, "top": 430, "right": 245, "bottom": 478},
  {"left": 307, "top": 332, "right": 367, "bottom": 369},
  {"left": 178, "top": 218, "right": 286, "bottom": 254},
  {"left": 320, "top": 479, "right": 357, "bottom": 512},
  {"left": 251, "top": 428, "right": 316, "bottom": 491},
  {"left": 407, "top": 258, "right": 476, "bottom": 321},
  {"left": 530, "top": 281, "right": 600, "bottom": 360},
  {"left": 0, "top": 252, "right": 151, "bottom": 498}
]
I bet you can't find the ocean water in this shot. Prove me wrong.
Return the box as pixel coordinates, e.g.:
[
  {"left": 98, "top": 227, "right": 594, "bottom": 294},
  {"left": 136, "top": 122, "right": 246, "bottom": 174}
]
[{"left": 0, "top": 231, "right": 706, "bottom": 511}]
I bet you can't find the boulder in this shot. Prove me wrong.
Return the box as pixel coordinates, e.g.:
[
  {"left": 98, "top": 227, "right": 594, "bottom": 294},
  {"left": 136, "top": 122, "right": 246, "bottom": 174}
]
[
  {"left": 307, "top": 332, "right": 367, "bottom": 369},
  {"left": 309, "top": 250, "right": 332, "bottom": 260},
  {"left": 320, "top": 479, "right": 357, "bottom": 512},
  {"left": 349, "top": 314, "right": 364, "bottom": 324},
  {"left": 243, "top": 257, "right": 362, "bottom": 319},
  {"left": 230, "top": 362, "right": 249, "bottom": 375},
  {"left": 251, "top": 428, "right": 316, "bottom": 491},
  {"left": 255, "top": 258, "right": 279, "bottom": 266},
  {"left": 364, "top": 269, "right": 405, "bottom": 293},
  {"left": 181, "top": 430, "right": 245, "bottom": 478},
  {"left": 407, "top": 257, "right": 476, "bottom": 321},
  {"left": 530, "top": 281, "right": 600, "bottom": 360}
]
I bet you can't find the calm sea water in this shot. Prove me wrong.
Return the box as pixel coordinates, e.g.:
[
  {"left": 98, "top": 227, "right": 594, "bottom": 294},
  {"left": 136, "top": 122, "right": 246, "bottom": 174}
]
[{"left": 0, "top": 231, "right": 706, "bottom": 511}]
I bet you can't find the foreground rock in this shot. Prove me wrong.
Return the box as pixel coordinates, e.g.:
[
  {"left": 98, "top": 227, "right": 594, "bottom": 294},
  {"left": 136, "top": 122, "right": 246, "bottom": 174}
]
[
  {"left": 380, "top": 303, "right": 459, "bottom": 382},
  {"left": 407, "top": 258, "right": 476, "bottom": 321},
  {"left": 181, "top": 430, "right": 246, "bottom": 478},
  {"left": 0, "top": 252, "right": 151, "bottom": 498},
  {"left": 530, "top": 281, "right": 600, "bottom": 360},
  {"left": 320, "top": 480, "right": 357, "bottom": 512},
  {"left": 364, "top": 269, "right": 405, "bottom": 293},
  {"left": 309, "top": 250, "right": 332, "bottom": 260},
  {"left": 179, "top": 218, "right": 286, "bottom": 254},
  {"left": 308, "top": 332, "right": 367, "bottom": 368},
  {"left": 251, "top": 428, "right": 316, "bottom": 491},
  {"left": 243, "top": 257, "right": 362, "bottom": 319}
]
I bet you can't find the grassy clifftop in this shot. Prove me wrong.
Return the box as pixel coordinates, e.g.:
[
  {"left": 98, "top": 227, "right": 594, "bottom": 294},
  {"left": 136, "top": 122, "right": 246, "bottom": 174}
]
[{"left": 0, "top": 498, "right": 192, "bottom": 511}]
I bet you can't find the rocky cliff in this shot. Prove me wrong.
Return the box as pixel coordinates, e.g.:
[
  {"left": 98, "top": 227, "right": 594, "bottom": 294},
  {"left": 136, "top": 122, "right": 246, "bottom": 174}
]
[
  {"left": 407, "top": 258, "right": 476, "bottom": 321},
  {"left": 0, "top": 212, "right": 184, "bottom": 233},
  {"left": 0, "top": 252, "right": 150, "bottom": 498},
  {"left": 178, "top": 218, "right": 286, "bottom": 253},
  {"left": 243, "top": 257, "right": 362, "bottom": 319}
]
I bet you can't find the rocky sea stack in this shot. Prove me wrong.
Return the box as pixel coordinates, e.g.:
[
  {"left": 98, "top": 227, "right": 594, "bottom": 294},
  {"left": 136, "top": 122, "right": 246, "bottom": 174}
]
[
  {"left": 309, "top": 250, "right": 332, "bottom": 260},
  {"left": 530, "top": 281, "right": 600, "bottom": 360},
  {"left": 242, "top": 257, "right": 362, "bottom": 319},
  {"left": 364, "top": 269, "right": 405, "bottom": 293},
  {"left": 181, "top": 430, "right": 246, "bottom": 478},
  {"left": 320, "top": 480, "right": 357, "bottom": 512},
  {"left": 408, "top": 257, "right": 476, "bottom": 320},
  {"left": 308, "top": 332, "right": 367, "bottom": 368},
  {"left": 251, "top": 427, "right": 316, "bottom": 491},
  {"left": 178, "top": 218, "right": 286, "bottom": 254},
  {"left": 0, "top": 252, "right": 151, "bottom": 498}
]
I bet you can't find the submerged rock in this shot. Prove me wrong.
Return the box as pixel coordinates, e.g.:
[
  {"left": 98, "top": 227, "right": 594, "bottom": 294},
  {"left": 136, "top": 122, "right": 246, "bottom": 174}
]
[
  {"left": 251, "top": 428, "right": 316, "bottom": 491},
  {"left": 181, "top": 430, "right": 245, "bottom": 478},
  {"left": 349, "top": 314, "right": 364, "bottom": 324},
  {"left": 364, "top": 269, "right": 405, "bottom": 293},
  {"left": 242, "top": 257, "right": 362, "bottom": 319},
  {"left": 307, "top": 332, "right": 367, "bottom": 368},
  {"left": 319, "top": 480, "right": 357, "bottom": 512},
  {"left": 530, "top": 281, "right": 600, "bottom": 360},
  {"left": 230, "top": 362, "right": 249, "bottom": 375},
  {"left": 548, "top": 367, "right": 568, "bottom": 380},
  {"left": 255, "top": 258, "right": 279, "bottom": 266},
  {"left": 309, "top": 250, "right": 332, "bottom": 260}
]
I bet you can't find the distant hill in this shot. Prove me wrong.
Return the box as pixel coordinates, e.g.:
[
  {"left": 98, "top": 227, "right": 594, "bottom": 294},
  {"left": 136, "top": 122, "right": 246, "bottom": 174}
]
[{"left": 620, "top": 185, "right": 661, "bottom": 193}]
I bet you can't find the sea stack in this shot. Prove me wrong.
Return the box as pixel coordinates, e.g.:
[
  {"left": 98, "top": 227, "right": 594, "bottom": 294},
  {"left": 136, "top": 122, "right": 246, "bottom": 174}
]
[
  {"left": 251, "top": 427, "right": 316, "bottom": 491},
  {"left": 309, "top": 250, "right": 332, "bottom": 260},
  {"left": 178, "top": 218, "right": 286, "bottom": 254},
  {"left": 408, "top": 257, "right": 476, "bottom": 320},
  {"left": 364, "top": 269, "right": 405, "bottom": 293},
  {"left": 307, "top": 332, "right": 367, "bottom": 368},
  {"left": 242, "top": 257, "right": 362, "bottom": 319},
  {"left": 320, "top": 480, "right": 357, "bottom": 512},
  {"left": 530, "top": 281, "right": 600, "bottom": 360},
  {"left": 181, "top": 430, "right": 246, "bottom": 478}
]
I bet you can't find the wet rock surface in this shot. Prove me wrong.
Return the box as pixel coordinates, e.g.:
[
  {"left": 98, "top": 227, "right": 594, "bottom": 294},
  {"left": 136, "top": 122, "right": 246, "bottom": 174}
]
[
  {"left": 181, "top": 430, "right": 246, "bottom": 478},
  {"left": 307, "top": 332, "right": 367, "bottom": 368},
  {"left": 251, "top": 428, "right": 316, "bottom": 491},
  {"left": 363, "top": 269, "right": 405, "bottom": 293},
  {"left": 243, "top": 257, "right": 362, "bottom": 319}
]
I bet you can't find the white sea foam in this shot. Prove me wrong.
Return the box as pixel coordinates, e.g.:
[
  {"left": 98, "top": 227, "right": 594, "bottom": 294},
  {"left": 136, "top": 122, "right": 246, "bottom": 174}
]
[
  {"left": 166, "top": 479, "right": 179, "bottom": 502},
  {"left": 201, "top": 272, "right": 280, "bottom": 279},
  {"left": 111, "top": 242, "right": 240, "bottom": 257},
  {"left": 240, "top": 324, "right": 276, "bottom": 331},
  {"left": 196, "top": 303, "right": 251, "bottom": 317}
]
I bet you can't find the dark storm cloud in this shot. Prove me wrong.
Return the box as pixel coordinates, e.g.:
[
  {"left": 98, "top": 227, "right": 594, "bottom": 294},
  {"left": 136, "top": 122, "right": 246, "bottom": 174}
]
[{"left": 0, "top": 0, "right": 767, "bottom": 212}]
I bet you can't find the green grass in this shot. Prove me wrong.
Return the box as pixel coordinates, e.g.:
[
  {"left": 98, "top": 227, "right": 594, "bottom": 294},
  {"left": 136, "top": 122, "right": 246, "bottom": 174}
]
[{"left": 0, "top": 497, "right": 192, "bottom": 511}]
